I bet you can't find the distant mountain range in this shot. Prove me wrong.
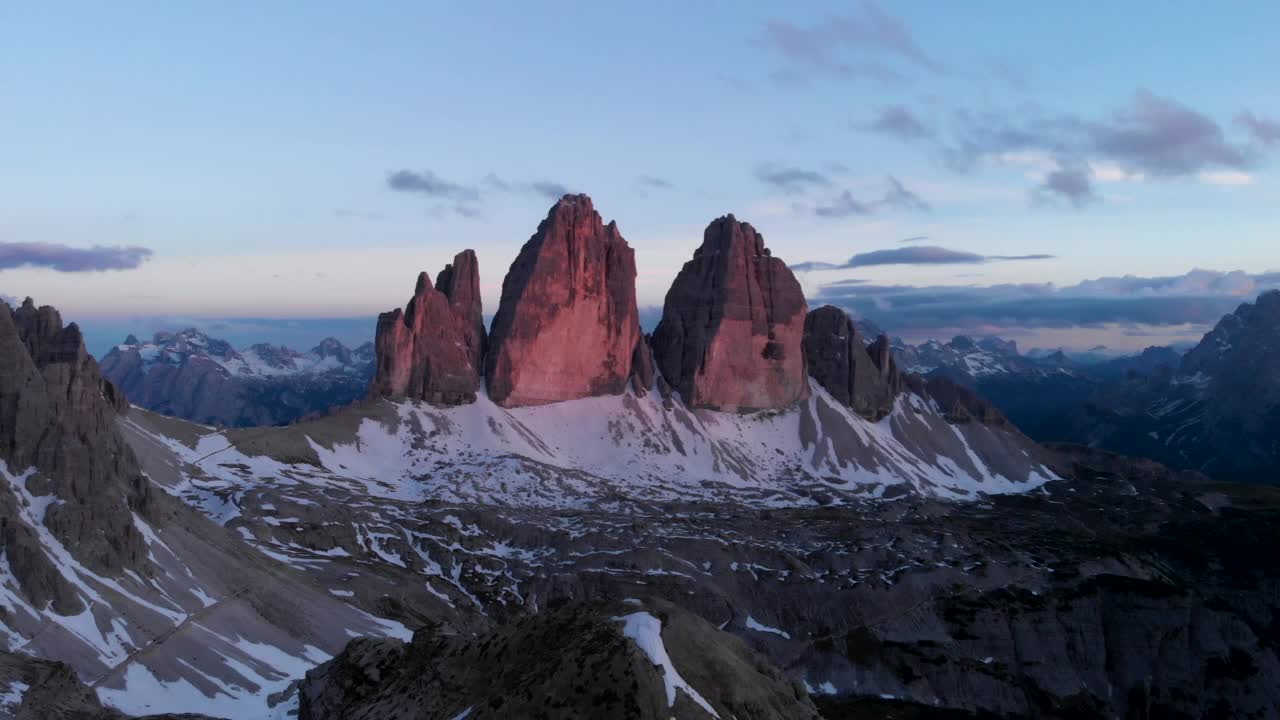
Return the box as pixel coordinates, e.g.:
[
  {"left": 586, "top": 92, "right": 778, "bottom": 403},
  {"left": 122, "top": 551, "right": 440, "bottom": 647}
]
[
  {"left": 868, "top": 292, "right": 1279, "bottom": 483},
  {"left": 99, "top": 329, "right": 374, "bottom": 426}
]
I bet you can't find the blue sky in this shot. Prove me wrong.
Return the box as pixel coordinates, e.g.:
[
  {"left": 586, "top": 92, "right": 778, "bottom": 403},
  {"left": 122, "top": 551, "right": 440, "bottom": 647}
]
[{"left": 3, "top": 1, "right": 1278, "bottom": 354}]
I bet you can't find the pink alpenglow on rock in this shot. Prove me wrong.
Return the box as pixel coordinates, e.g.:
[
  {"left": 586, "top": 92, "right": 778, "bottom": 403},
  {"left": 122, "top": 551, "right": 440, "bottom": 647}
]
[
  {"left": 485, "top": 194, "right": 642, "bottom": 407},
  {"left": 651, "top": 215, "right": 809, "bottom": 411},
  {"left": 372, "top": 249, "right": 485, "bottom": 405}
]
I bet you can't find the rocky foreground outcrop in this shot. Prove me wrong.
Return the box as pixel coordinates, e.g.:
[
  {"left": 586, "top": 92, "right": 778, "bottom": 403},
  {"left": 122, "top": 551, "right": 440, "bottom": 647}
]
[
  {"left": 300, "top": 598, "right": 819, "bottom": 720},
  {"left": 372, "top": 249, "right": 486, "bottom": 405},
  {"left": 652, "top": 215, "right": 808, "bottom": 411},
  {"left": 0, "top": 299, "right": 148, "bottom": 589},
  {"left": 485, "top": 195, "right": 643, "bottom": 407}
]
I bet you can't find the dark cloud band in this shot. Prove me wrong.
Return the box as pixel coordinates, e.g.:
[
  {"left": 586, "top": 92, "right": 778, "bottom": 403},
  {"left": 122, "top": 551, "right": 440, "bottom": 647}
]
[
  {"left": 0, "top": 242, "right": 154, "bottom": 272},
  {"left": 791, "top": 245, "right": 1052, "bottom": 271}
]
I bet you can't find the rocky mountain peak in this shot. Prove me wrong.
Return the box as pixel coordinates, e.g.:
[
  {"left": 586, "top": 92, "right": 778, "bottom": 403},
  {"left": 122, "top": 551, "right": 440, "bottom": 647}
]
[
  {"left": 372, "top": 249, "right": 486, "bottom": 406},
  {"left": 1181, "top": 289, "right": 1280, "bottom": 380},
  {"left": 804, "top": 306, "right": 897, "bottom": 420},
  {"left": 1, "top": 298, "right": 146, "bottom": 590},
  {"left": 484, "top": 195, "right": 641, "bottom": 407},
  {"left": 310, "top": 337, "right": 353, "bottom": 365},
  {"left": 650, "top": 214, "right": 808, "bottom": 411}
]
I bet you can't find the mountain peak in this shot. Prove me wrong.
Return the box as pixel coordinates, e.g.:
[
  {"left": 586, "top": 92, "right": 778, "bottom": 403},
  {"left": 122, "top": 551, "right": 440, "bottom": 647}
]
[
  {"left": 373, "top": 249, "right": 486, "bottom": 405},
  {"left": 484, "top": 196, "right": 641, "bottom": 407},
  {"left": 651, "top": 214, "right": 808, "bottom": 411}
]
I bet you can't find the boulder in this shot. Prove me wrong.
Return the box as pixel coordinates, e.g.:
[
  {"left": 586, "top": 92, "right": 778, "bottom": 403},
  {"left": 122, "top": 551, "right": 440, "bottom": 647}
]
[
  {"left": 651, "top": 215, "right": 808, "bottom": 411},
  {"left": 485, "top": 195, "right": 641, "bottom": 407}
]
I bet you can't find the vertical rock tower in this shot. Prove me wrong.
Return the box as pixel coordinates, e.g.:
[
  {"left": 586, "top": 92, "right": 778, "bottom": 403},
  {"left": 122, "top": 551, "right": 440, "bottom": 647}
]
[
  {"left": 372, "top": 249, "right": 485, "bottom": 405},
  {"left": 803, "top": 305, "right": 897, "bottom": 420},
  {"left": 485, "top": 195, "right": 643, "bottom": 407},
  {"left": 651, "top": 215, "right": 809, "bottom": 411}
]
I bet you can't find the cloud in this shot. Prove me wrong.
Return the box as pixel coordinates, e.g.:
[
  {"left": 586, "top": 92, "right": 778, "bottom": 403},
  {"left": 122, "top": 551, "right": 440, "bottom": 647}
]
[
  {"left": 863, "top": 105, "right": 932, "bottom": 140},
  {"left": 635, "top": 175, "right": 674, "bottom": 191},
  {"left": 809, "top": 176, "right": 930, "bottom": 217},
  {"left": 756, "top": 164, "right": 831, "bottom": 194},
  {"left": 899, "top": 235, "right": 929, "bottom": 243},
  {"left": 1092, "top": 91, "right": 1251, "bottom": 176},
  {"left": 1236, "top": 111, "right": 1280, "bottom": 146},
  {"left": 0, "top": 242, "right": 154, "bottom": 272},
  {"left": 791, "top": 245, "right": 1053, "bottom": 271},
  {"left": 946, "top": 91, "right": 1261, "bottom": 181},
  {"left": 387, "top": 169, "right": 483, "bottom": 218},
  {"left": 814, "top": 190, "right": 873, "bottom": 218},
  {"left": 529, "top": 181, "right": 571, "bottom": 199},
  {"left": 0, "top": 292, "right": 17, "bottom": 306},
  {"left": 882, "top": 175, "right": 930, "bottom": 211},
  {"left": 387, "top": 170, "right": 576, "bottom": 217},
  {"left": 759, "top": 1, "right": 941, "bottom": 84},
  {"left": 813, "top": 268, "right": 1280, "bottom": 335},
  {"left": 386, "top": 170, "right": 479, "bottom": 202},
  {"left": 1036, "top": 164, "right": 1097, "bottom": 207},
  {"left": 489, "top": 175, "right": 574, "bottom": 200},
  {"left": 1197, "top": 170, "right": 1255, "bottom": 186}
]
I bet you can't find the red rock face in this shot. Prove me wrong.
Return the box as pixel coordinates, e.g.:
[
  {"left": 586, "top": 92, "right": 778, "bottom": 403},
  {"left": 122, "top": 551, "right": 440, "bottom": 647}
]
[
  {"left": 372, "top": 250, "right": 485, "bottom": 405},
  {"left": 485, "top": 195, "right": 641, "bottom": 407},
  {"left": 651, "top": 215, "right": 809, "bottom": 411}
]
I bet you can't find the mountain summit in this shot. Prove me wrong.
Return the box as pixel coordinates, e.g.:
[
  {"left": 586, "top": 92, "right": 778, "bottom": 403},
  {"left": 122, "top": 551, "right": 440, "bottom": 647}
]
[
  {"left": 652, "top": 215, "right": 809, "bottom": 411},
  {"left": 485, "top": 194, "right": 644, "bottom": 407}
]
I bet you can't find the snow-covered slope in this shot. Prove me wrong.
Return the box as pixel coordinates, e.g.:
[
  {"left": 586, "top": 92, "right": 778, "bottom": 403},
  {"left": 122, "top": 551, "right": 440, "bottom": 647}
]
[
  {"left": 122, "top": 379, "right": 1056, "bottom": 514},
  {"left": 0, "top": 456, "right": 410, "bottom": 718}
]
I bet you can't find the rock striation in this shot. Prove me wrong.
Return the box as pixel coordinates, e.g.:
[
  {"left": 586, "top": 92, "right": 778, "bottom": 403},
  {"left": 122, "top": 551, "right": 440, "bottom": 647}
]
[
  {"left": 372, "top": 249, "right": 486, "bottom": 405},
  {"left": 485, "top": 195, "right": 642, "bottom": 407},
  {"left": 651, "top": 215, "right": 808, "bottom": 411},
  {"left": 803, "top": 305, "right": 897, "bottom": 420}
]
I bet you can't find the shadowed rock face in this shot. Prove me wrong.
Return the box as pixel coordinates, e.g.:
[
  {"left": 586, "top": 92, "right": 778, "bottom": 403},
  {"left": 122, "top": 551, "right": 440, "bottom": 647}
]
[
  {"left": 0, "top": 299, "right": 147, "bottom": 591},
  {"left": 652, "top": 215, "right": 809, "bottom": 411},
  {"left": 300, "top": 598, "right": 820, "bottom": 720},
  {"left": 485, "top": 194, "right": 641, "bottom": 407},
  {"left": 372, "top": 249, "right": 486, "bottom": 406},
  {"left": 803, "top": 305, "right": 896, "bottom": 420}
]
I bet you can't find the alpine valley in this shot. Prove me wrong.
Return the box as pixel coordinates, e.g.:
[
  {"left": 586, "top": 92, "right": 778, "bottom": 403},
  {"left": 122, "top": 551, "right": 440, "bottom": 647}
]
[{"left": 2, "top": 196, "right": 1278, "bottom": 720}]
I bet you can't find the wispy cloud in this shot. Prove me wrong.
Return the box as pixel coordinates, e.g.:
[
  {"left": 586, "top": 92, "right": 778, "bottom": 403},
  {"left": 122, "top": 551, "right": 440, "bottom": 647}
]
[
  {"left": 813, "top": 190, "right": 873, "bottom": 218},
  {"left": 759, "top": 1, "right": 942, "bottom": 85},
  {"left": 946, "top": 91, "right": 1262, "bottom": 179},
  {"left": 0, "top": 242, "right": 154, "bottom": 272},
  {"left": 387, "top": 169, "right": 572, "bottom": 217},
  {"left": 529, "top": 180, "right": 571, "bottom": 199},
  {"left": 387, "top": 170, "right": 479, "bottom": 201},
  {"left": 1036, "top": 164, "right": 1097, "bottom": 207},
  {"left": 1236, "top": 111, "right": 1280, "bottom": 146},
  {"left": 386, "top": 169, "right": 482, "bottom": 218},
  {"left": 790, "top": 245, "right": 1053, "bottom": 272},
  {"left": 808, "top": 176, "right": 931, "bottom": 217},
  {"left": 756, "top": 164, "right": 832, "bottom": 194},
  {"left": 862, "top": 105, "right": 932, "bottom": 140},
  {"left": 882, "top": 175, "right": 931, "bottom": 211},
  {"left": 635, "top": 175, "right": 674, "bottom": 191}
]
